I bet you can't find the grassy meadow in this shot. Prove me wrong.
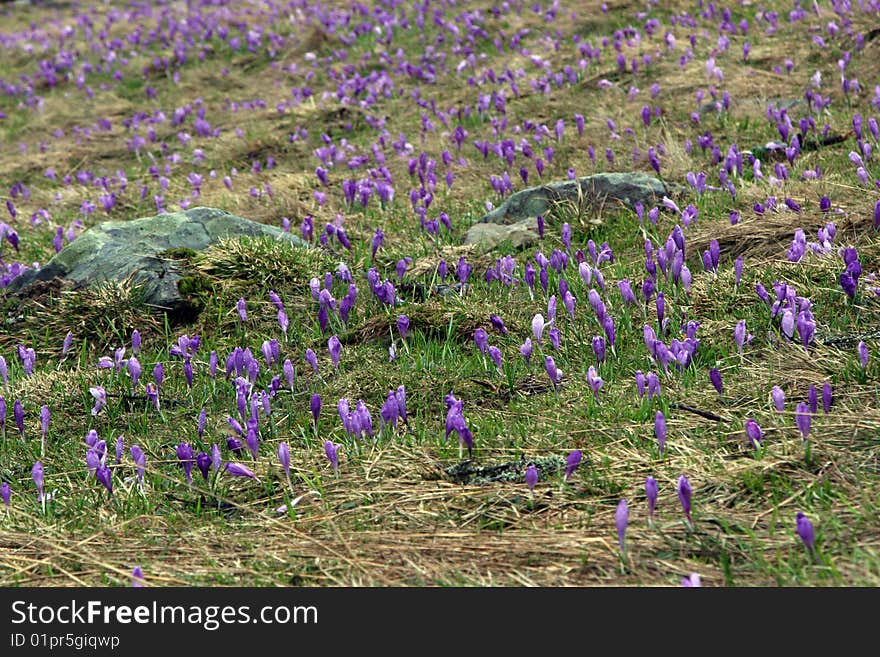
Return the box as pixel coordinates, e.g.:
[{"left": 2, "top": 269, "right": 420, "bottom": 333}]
[{"left": 0, "top": 0, "right": 879, "bottom": 586}]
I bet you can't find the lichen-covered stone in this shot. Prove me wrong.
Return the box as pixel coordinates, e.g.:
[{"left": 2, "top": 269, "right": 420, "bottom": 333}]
[
  {"left": 5, "top": 207, "right": 307, "bottom": 317},
  {"left": 477, "top": 172, "right": 670, "bottom": 225}
]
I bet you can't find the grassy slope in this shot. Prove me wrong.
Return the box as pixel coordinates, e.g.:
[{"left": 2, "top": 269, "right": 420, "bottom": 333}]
[{"left": 0, "top": 0, "right": 879, "bottom": 586}]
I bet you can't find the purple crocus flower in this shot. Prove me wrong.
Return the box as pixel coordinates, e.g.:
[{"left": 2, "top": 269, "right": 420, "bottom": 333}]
[
  {"left": 489, "top": 314, "right": 509, "bottom": 335},
  {"left": 473, "top": 328, "right": 489, "bottom": 355},
  {"left": 821, "top": 382, "right": 832, "bottom": 413},
  {"left": 616, "top": 499, "right": 629, "bottom": 554},
  {"left": 771, "top": 386, "right": 785, "bottom": 412},
  {"left": 655, "top": 411, "right": 667, "bottom": 454},
  {"left": 744, "top": 418, "right": 763, "bottom": 449},
  {"left": 277, "top": 442, "right": 291, "bottom": 483},
  {"left": 682, "top": 573, "right": 702, "bottom": 587},
  {"left": 586, "top": 366, "right": 603, "bottom": 401},
  {"left": 677, "top": 475, "right": 693, "bottom": 527},
  {"left": 488, "top": 346, "right": 503, "bottom": 370},
  {"left": 89, "top": 386, "right": 107, "bottom": 416},
  {"left": 40, "top": 405, "right": 50, "bottom": 449},
  {"left": 130, "top": 445, "right": 145, "bottom": 485},
  {"left": 96, "top": 464, "right": 113, "bottom": 495},
  {"left": 645, "top": 476, "right": 658, "bottom": 524},
  {"left": 796, "top": 511, "right": 815, "bottom": 551},
  {"left": 304, "top": 348, "right": 319, "bottom": 375},
  {"left": 132, "top": 566, "right": 145, "bottom": 587},
  {"left": 127, "top": 356, "right": 141, "bottom": 391},
  {"left": 198, "top": 408, "right": 207, "bottom": 439},
  {"left": 1, "top": 481, "right": 9, "bottom": 507},
  {"left": 236, "top": 297, "right": 247, "bottom": 324},
  {"left": 397, "top": 315, "right": 410, "bottom": 339},
  {"left": 808, "top": 384, "right": 818, "bottom": 414},
  {"left": 62, "top": 331, "right": 74, "bottom": 357},
  {"left": 520, "top": 337, "right": 534, "bottom": 365},
  {"left": 795, "top": 402, "right": 811, "bottom": 441},
  {"left": 225, "top": 462, "right": 257, "bottom": 479},
  {"left": 32, "top": 461, "right": 44, "bottom": 502},
  {"left": 858, "top": 341, "right": 869, "bottom": 369},
  {"left": 324, "top": 440, "right": 340, "bottom": 473},
  {"left": 310, "top": 393, "right": 322, "bottom": 427},
  {"left": 564, "top": 449, "right": 582, "bottom": 481},
  {"left": 14, "top": 399, "right": 24, "bottom": 439},
  {"left": 709, "top": 368, "right": 723, "bottom": 395},
  {"left": 211, "top": 443, "right": 222, "bottom": 472},
  {"left": 592, "top": 335, "right": 606, "bottom": 364},
  {"left": 544, "top": 356, "right": 562, "bottom": 388},
  {"left": 525, "top": 464, "right": 538, "bottom": 491},
  {"left": 176, "top": 443, "right": 195, "bottom": 486},
  {"left": 328, "top": 335, "right": 342, "bottom": 370},
  {"left": 734, "top": 320, "right": 750, "bottom": 353},
  {"left": 114, "top": 435, "right": 124, "bottom": 465},
  {"left": 196, "top": 452, "right": 211, "bottom": 482}
]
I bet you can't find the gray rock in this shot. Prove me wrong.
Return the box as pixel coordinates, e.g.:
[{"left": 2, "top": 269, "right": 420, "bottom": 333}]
[
  {"left": 463, "top": 217, "right": 539, "bottom": 252},
  {"left": 477, "top": 172, "right": 670, "bottom": 225},
  {"left": 5, "top": 207, "right": 307, "bottom": 317}
]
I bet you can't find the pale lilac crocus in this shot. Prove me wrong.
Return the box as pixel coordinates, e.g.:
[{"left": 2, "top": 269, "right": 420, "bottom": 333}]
[
  {"left": 130, "top": 445, "right": 145, "bottom": 486},
  {"left": 734, "top": 320, "right": 750, "bottom": 353},
  {"left": 89, "top": 386, "right": 107, "bottom": 416},
  {"left": 39, "top": 405, "right": 49, "bottom": 454},
  {"left": 586, "top": 366, "right": 603, "bottom": 401},
  {"left": 225, "top": 462, "right": 257, "bottom": 479},
  {"left": 32, "top": 461, "right": 44, "bottom": 506},
  {"left": 771, "top": 386, "right": 785, "bottom": 412},
  {"left": 236, "top": 297, "right": 247, "bottom": 324},
  {"left": 616, "top": 499, "right": 629, "bottom": 555},
  {"left": 795, "top": 402, "right": 811, "bottom": 441},
  {"left": 682, "top": 573, "right": 702, "bottom": 587},
  {"left": 544, "top": 356, "right": 562, "bottom": 388},
  {"left": 62, "top": 331, "right": 74, "bottom": 357},
  {"left": 324, "top": 440, "right": 340, "bottom": 473},
  {"left": 532, "top": 314, "right": 549, "bottom": 344},
  {"left": 520, "top": 337, "right": 534, "bottom": 365}
]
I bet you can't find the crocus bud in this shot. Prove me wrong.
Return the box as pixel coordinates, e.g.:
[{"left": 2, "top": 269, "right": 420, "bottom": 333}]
[
  {"left": 655, "top": 411, "right": 667, "bottom": 454},
  {"left": 796, "top": 511, "right": 815, "bottom": 551},
  {"left": 525, "top": 464, "right": 538, "bottom": 491},
  {"left": 645, "top": 476, "right": 658, "bottom": 523},
  {"left": 616, "top": 499, "right": 629, "bottom": 554},
  {"left": 677, "top": 475, "right": 692, "bottom": 527},
  {"left": 564, "top": 450, "right": 582, "bottom": 481}
]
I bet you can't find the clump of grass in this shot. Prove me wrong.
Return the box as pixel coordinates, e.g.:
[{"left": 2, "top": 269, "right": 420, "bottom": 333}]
[
  {"left": 13, "top": 277, "right": 161, "bottom": 353},
  {"left": 192, "top": 236, "right": 334, "bottom": 289}
]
